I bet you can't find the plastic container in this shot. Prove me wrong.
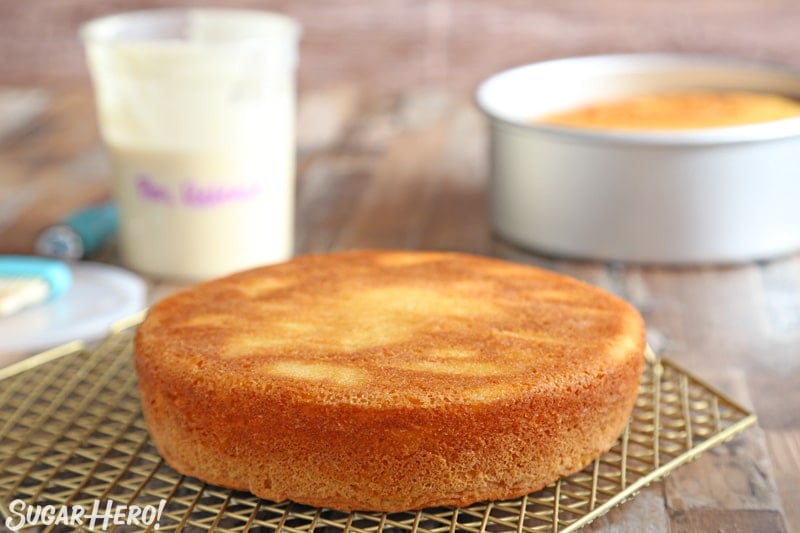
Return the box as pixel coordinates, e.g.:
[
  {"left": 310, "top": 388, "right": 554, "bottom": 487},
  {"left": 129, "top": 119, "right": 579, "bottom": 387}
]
[{"left": 82, "top": 9, "right": 301, "bottom": 280}]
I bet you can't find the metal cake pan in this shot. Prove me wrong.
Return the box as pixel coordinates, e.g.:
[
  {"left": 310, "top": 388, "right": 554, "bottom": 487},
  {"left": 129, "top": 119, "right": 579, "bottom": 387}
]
[{"left": 476, "top": 54, "right": 800, "bottom": 264}]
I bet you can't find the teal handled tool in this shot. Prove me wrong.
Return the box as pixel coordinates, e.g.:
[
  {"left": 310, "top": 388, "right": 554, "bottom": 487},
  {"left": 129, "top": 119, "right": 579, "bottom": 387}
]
[
  {"left": 35, "top": 202, "right": 119, "bottom": 260},
  {"left": 0, "top": 256, "right": 73, "bottom": 317}
]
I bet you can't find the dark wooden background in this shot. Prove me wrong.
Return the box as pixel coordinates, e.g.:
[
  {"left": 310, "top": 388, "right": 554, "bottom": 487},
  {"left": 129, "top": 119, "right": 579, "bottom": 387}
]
[{"left": 2, "top": 0, "right": 800, "bottom": 89}]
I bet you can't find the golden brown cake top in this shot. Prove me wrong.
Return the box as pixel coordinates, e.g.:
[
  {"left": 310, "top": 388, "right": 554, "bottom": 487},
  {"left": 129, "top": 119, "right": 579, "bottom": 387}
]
[
  {"left": 539, "top": 91, "right": 800, "bottom": 130},
  {"left": 136, "top": 251, "right": 645, "bottom": 406}
]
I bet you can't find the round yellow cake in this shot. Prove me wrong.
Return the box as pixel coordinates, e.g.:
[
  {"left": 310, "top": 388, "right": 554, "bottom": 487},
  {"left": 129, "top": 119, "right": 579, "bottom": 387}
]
[
  {"left": 134, "top": 250, "right": 645, "bottom": 511},
  {"left": 540, "top": 91, "right": 800, "bottom": 130}
]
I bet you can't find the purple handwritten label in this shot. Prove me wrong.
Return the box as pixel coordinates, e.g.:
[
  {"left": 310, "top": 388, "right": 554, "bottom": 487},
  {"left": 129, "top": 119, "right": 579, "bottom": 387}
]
[
  {"left": 181, "top": 181, "right": 263, "bottom": 208},
  {"left": 135, "top": 173, "right": 263, "bottom": 208},
  {"left": 136, "top": 174, "right": 173, "bottom": 205}
]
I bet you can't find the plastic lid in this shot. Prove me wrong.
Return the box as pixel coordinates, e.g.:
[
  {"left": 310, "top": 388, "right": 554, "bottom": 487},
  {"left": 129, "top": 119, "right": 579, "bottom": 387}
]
[{"left": 0, "top": 262, "right": 147, "bottom": 359}]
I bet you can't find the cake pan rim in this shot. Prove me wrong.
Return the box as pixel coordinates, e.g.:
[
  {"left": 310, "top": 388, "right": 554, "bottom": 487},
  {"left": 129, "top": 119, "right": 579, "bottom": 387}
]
[{"left": 475, "top": 52, "right": 800, "bottom": 146}]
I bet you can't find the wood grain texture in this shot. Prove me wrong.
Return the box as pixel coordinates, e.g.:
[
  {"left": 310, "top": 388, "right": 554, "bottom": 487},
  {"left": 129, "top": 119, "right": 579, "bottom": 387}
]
[
  {"left": 586, "top": 485, "right": 670, "bottom": 533},
  {"left": 2, "top": 0, "right": 800, "bottom": 89},
  {"left": 670, "top": 509, "right": 787, "bottom": 533},
  {"left": 0, "top": 85, "right": 798, "bottom": 532},
  {"left": 0, "top": 88, "right": 109, "bottom": 253},
  {"left": 765, "top": 431, "right": 800, "bottom": 532}
]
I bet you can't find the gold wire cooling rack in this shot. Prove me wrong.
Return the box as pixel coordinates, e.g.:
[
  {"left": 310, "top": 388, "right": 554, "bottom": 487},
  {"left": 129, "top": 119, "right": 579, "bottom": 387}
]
[{"left": 0, "top": 318, "right": 756, "bottom": 533}]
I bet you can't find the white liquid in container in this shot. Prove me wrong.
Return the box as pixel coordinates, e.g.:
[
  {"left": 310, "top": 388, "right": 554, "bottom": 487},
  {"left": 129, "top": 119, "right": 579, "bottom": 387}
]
[{"left": 82, "top": 9, "right": 300, "bottom": 280}]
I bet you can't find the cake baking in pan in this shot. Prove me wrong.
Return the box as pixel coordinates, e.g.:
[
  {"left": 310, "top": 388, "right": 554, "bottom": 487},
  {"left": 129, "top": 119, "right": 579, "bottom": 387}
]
[
  {"left": 476, "top": 54, "right": 800, "bottom": 263},
  {"left": 540, "top": 91, "right": 800, "bottom": 130},
  {"left": 134, "top": 250, "right": 645, "bottom": 512}
]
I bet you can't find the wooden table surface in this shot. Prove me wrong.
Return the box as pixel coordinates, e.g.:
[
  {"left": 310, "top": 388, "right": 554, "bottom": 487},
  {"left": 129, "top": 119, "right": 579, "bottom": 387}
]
[{"left": 0, "top": 85, "right": 797, "bottom": 532}]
